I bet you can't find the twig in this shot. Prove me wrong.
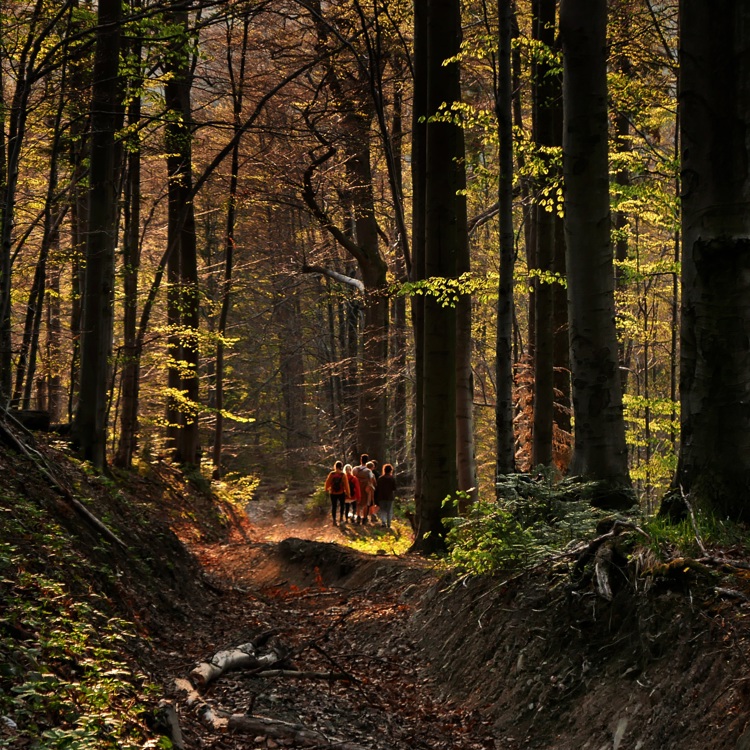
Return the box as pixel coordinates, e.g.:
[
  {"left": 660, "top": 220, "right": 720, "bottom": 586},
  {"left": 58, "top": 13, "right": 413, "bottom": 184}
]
[
  {"left": 715, "top": 587, "right": 750, "bottom": 603},
  {"left": 0, "top": 412, "right": 127, "bottom": 549},
  {"left": 680, "top": 486, "right": 708, "bottom": 557}
]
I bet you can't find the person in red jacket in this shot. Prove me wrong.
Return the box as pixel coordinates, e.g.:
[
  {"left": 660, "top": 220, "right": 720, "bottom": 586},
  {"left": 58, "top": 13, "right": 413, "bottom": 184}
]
[
  {"left": 344, "top": 464, "right": 360, "bottom": 522},
  {"left": 324, "top": 461, "right": 350, "bottom": 525}
]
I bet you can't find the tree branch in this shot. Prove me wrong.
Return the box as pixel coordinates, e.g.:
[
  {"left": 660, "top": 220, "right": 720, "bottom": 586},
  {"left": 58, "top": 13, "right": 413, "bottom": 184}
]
[{"left": 301, "top": 264, "right": 364, "bottom": 293}]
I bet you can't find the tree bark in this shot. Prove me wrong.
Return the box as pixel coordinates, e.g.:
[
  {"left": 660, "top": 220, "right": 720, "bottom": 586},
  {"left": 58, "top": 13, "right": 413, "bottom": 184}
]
[
  {"left": 114, "top": 56, "right": 142, "bottom": 470},
  {"left": 560, "top": 0, "right": 631, "bottom": 496},
  {"left": 212, "top": 11, "right": 250, "bottom": 477},
  {"left": 164, "top": 5, "right": 200, "bottom": 466},
  {"left": 676, "top": 0, "right": 750, "bottom": 518},
  {"left": 530, "top": 0, "right": 561, "bottom": 469},
  {"left": 410, "top": 0, "right": 427, "bottom": 519},
  {"left": 412, "top": 0, "right": 465, "bottom": 552},
  {"left": 73, "top": 0, "right": 123, "bottom": 467},
  {"left": 495, "top": 0, "right": 516, "bottom": 477}
]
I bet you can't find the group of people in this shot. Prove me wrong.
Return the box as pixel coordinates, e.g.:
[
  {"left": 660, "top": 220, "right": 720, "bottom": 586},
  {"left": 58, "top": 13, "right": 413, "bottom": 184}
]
[{"left": 324, "top": 453, "right": 397, "bottom": 529}]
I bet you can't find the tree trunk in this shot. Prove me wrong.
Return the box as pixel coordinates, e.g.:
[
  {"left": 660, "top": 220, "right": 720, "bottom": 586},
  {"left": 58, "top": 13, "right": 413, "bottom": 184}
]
[
  {"left": 455, "top": 177, "right": 475, "bottom": 504},
  {"left": 495, "top": 0, "right": 516, "bottom": 477},
  {"left": 72, "top": 0, "right": 123, "bottom": 467},
  {"left": 412, "top": 0, "right": 464, "bottom": 552},
  {"left": 410, "top": 0, "right": 427, "bottom": 516},
  {"left": 560, "top": 0, "right": 631, "bottom": 495},
  {"left": 676, "top": 0, "right": 750, "bottom": 518},
  {"left": 530, "top": 0, "right": 560, "bottom": 469},
  {"left": 164, "top": 6, "right": 200, "bottom": 466},
  {"left": 114, "top": 61, "right": 142, "bottom": 469},
  {"left": 45, "top": 263, "right": 62, "bottom": 422},
  {"left": 212, "top": 11, "right": 249, "bottom": 478}
]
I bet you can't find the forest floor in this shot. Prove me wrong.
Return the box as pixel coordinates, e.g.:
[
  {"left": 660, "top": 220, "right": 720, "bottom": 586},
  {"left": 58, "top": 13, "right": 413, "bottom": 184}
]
[
  {"left": 169, "top": 481, "right": 750, "bottom": 750},
  {"left": 3, "top": 434, "right": 750, "bottom": 750}
]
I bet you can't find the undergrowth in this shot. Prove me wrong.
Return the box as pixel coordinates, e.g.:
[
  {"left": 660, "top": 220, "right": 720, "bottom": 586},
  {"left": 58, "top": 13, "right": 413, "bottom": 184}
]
[
  {"left": 444, "top": 471, "right": 750, "bottom": 577},
  {"left": 0, "top": 492, "right": 159, "bottom": 749},
  {"left": 444, "top": 471, "right": 611, "bottom": 576},
  {"left": 642, "top": 512, "right": 749, "bottom": 559}
]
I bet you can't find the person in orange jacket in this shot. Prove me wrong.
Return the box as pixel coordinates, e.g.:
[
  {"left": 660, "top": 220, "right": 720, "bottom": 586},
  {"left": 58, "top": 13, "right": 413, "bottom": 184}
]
[{"left": 324, "top": 460, "right": 350, "bottom": 525}]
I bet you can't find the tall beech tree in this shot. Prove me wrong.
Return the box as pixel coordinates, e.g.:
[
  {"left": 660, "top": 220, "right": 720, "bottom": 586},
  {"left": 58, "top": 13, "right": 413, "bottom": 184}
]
[
  {"left": 559, "top": 0, "right": 631, "bottom": 499},
  {"left": 412, "top": 0, "right": 467, "bottom": 552},
  {"left": 495, "top": 0, "right": 516, "bottom": 477},
  {"left": 164, "top": 4, "right": 200, "bottom": 465},
  {"left": 530, "top": 0, "right": 564, "bottom": 469},
  {"left": 73, "top": 0, "right": 123, "bottom": 467},
  {"left": 675, "top": 0, "right": 750, "bottom": 518}
]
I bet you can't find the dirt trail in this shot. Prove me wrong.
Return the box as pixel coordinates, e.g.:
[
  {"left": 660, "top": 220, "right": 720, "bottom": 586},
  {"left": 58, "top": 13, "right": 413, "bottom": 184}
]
[
  {"left": 171, "top": 485, "right": 750, "bottom": 750},
  {"left": 171, "top": 486, "right": 497, "bottom": 750}
]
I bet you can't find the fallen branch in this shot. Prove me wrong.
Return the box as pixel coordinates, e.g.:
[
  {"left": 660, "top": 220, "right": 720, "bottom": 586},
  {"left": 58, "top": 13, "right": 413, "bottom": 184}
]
[
  {"left": 190, "top": 642, "right": 283, "bottom": 689},
  {"left": 571, "top": 520, "right": 650, "bottom": 582},
  {"left": 0, "top": 412, "right": 126, "bottom": 550},
  {"left": 715, "top": 587, "right": 750, "bottom": 603},
  {"left": 680, "top": 486, "right": 708, "bottom": 557},
  {"left": 156, "top": 701, "right": 186, "bottom": 750},
  {"left": 174, "top": 678, "right": 228, "bottom": 730},
  {"left": 254, "top": 669, "right": 351, "bottom": 681},
  {"left": 227, "top": 714, "right": 371, "bottom": 750}
]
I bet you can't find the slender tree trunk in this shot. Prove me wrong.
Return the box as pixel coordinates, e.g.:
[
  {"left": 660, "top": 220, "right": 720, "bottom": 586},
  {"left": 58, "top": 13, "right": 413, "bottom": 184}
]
[
  {"left": 530, "top": 0, "right": 559, "bottom": 468},
  {"left": 410, "top": 0, "right": 427, "bottom": 514},
  {"left": 45, "top": 263, "right": 62, "bottom": 422},
  {"left": 560, "top": 0, "right": 631, "bottom": 496},
  {"left": 213, "top": 12, "right": 249, "bottom": 477},
  {"left": 675, "top": 0, "right": 750, "bottom": 518},
  {"left": 164, "top": 6, "right": 200, "bottom": 465},
  {"left": 496, "top": 0, "right": 516, "bottom": 477},
  {"left": 390, "top": 76, "right": 408, "bottom": 471},
  {"left": 73, "top": 0, "right": 123, "bottom": 467},
  {"left": 0, "top": 19, "right": 8, "bottom": 405},
  {"left": 114, "top": 65, "right": 142, "bottom": 469}
]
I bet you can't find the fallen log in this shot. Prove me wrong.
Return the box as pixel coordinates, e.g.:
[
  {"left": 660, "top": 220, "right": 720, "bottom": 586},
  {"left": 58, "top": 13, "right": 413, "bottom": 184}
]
[
  {"left": 174, "top": 678, "right": 228, "bottom": 730},
  {"left": 190, "top": 643, "right": 282, "bottom": 688}
]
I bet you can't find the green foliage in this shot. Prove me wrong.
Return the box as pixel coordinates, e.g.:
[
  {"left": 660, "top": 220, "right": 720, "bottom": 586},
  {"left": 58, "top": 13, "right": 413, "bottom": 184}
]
[
  {"left": 305, "top": 485, "right": 329, "bottom": 515},
  {"left": 623, "top": 394, "right": 679, "bottom": 501},
  {"left": 642, "top": 512, "right": 748, "bottom": 560},
  {"left": 0, "top": 494, "right": 158, "bottom": 749},
  {"left": 397, "top": 272, "right": 494, "bottom": 307},
  {"left": 444, "top": 472, "right": 609, "bottom": 576},
  {"left": 214, "top": 473, "right": 261, "bottom": 509}
]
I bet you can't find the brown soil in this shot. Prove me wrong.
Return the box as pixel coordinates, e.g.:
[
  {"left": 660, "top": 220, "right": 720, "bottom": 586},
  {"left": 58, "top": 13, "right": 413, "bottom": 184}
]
[
  {"left": 4, "top": 437, "right": 750, "bottom": 750},
  {"left": 172, "top": 482, "right": 750, "bottom": 750}
]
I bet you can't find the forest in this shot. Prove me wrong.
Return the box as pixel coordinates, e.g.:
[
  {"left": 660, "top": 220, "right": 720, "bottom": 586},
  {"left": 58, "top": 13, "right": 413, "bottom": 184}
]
[
  {"left": 3, "top": 1, "right": 750, "bottom": 747},
  {"left": 2, "top": 0, "right": 742, "bottom": 533}
]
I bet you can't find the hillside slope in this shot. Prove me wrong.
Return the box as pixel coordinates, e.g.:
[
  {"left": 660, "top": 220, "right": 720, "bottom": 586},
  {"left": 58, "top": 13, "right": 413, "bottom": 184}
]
[{"left": 2, "top": 422, "right": 750, "bottom": 749}]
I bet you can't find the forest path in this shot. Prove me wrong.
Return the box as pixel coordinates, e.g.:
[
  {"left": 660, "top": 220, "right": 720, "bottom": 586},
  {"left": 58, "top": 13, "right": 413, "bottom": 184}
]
[{"left": 172, "top": 483, "right": 497, "bottom": 750}]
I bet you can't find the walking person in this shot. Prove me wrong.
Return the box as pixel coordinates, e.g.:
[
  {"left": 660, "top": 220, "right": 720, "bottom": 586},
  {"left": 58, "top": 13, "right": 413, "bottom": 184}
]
[
  {"left": 344, "top": 464, "right": 360, "bottom": 521},
  {"left": 324, "top": 461, "right": 350, "bottom": 525},
  {"left": 366, "top": 461, "right": 379, "bottom": 522},
  {"left": 374, "top": 463, "right": 397, "bottom": 529},
  {"left": 352, "top": 454, "right": 374, "bottom": 524}
]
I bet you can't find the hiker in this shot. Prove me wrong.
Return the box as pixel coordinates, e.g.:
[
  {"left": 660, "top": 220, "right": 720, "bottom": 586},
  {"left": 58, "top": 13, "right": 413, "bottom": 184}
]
[
  {"left": 374, "top": 463, "right": 397, "bottom": 529},
  {"left": 344, "top": 464, "right": 360, "bottom": 521},
  {"left": 324, "top": 460, "right": 350, "bottom": 525},
  {"left": 365, "top": 461, "right": 379, "bottom": 522},
  {"left": 352, "top": 454, "right": 374, "bottom": 524}
]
